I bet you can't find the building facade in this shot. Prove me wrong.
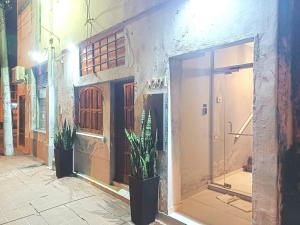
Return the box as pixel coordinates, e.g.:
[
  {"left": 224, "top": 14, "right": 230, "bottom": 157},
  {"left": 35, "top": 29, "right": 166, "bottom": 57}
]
[{"left": 10, "top": 0, "right": 299, "bottom": 224}]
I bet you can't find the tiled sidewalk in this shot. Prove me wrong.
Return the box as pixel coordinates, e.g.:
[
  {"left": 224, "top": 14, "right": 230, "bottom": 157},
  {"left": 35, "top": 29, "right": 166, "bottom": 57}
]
[{"left": 0, "top": 155, "right": 160, "bottom": 225}]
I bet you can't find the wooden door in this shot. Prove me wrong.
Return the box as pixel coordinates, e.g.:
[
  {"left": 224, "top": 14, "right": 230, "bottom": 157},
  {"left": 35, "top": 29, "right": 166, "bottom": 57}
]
[
  {"left": 19, "top": 96, "right": 25, "bottom": 146},
  {"left": 123, "top": 82, "right": 134, "bottom": 183}
]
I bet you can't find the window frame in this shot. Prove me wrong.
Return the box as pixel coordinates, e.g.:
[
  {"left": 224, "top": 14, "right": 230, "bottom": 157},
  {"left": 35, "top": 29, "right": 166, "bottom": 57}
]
[
  {"left": 80, "top": 29, "right": 125, "bottom": 76},
  {"left": 34, "top": 62, "right": 48, "bottom": 131}
]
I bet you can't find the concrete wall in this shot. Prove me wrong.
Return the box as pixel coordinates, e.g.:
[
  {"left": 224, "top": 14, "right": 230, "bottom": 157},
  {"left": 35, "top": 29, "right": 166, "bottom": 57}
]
[
  {"left": 15, "top": 0, "right": 288, "bottom": 223},
  {"left": 50, "top": 0, "right": 280, "bottom": 220},
  {"left": 39, "top": 0, "right": 169, "bottom": 52},
  {"left": 163, "top": 0, "right": 279, "bottom": 223}
]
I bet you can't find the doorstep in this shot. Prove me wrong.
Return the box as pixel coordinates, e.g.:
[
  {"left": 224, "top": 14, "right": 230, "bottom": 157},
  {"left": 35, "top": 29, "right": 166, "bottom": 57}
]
[
  {"left": 74, "top": 172, "right": 130, "bottom": 204},
  {"left": 113, "top": 181, "right": 130, "bottom": 191},
  {"left": 75, "top": 172, "right": 185, "bottom": 225},
  {"left": 208, "top": 183, "right": 252, "bottom": 202}
]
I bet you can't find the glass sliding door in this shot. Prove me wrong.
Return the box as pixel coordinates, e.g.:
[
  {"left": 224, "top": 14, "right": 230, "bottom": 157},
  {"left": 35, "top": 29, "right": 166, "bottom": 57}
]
[{"left": 211, "top": 42, "right": 254, "bottom": 197}]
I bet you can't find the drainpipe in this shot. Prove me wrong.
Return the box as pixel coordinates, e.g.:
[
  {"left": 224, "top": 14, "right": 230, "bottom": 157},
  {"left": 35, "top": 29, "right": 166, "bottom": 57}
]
[
  {"left": 0, "top": 6, "right": 14, "bottom": 156},
  {"left": 47, "top": 38, "right": 56, "bottom": 168}
]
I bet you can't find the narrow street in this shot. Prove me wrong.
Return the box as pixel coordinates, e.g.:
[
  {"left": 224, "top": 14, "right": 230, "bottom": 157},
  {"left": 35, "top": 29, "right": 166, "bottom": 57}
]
[{"left": 0, "top": 155, "right": 139, "bottom": 225}]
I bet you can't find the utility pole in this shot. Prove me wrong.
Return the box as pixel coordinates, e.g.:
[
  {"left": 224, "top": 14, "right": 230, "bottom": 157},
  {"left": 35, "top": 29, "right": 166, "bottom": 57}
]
[{"left": 0, "top": 1, "right": 14, "bottom": 156}]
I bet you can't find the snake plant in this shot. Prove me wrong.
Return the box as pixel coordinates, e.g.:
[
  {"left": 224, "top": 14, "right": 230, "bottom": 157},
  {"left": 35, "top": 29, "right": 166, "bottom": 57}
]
[
  {"left": 54, "top": 119, "right": 76, "bottom": 151},
  {"left": 125, "top": 110, "right": 158, "bottom": 180}
]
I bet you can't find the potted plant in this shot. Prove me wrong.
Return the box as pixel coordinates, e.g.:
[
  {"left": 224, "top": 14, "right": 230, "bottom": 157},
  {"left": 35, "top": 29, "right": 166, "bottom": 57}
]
[
  {"left": 125, "top": 110, "right": 159, "bottom": 225},
  {"left": 54, "top": 119, "right": 76, "bottom": 178}
]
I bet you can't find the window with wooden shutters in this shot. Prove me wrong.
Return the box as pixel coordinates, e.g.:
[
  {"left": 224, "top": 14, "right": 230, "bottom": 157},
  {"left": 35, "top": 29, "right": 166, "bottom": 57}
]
[
  {"left": 79, "top": 86, "right": 103, "bottom": 134},
  {"left": 80, "top": 29, "right": 125, "bottom": 76}
]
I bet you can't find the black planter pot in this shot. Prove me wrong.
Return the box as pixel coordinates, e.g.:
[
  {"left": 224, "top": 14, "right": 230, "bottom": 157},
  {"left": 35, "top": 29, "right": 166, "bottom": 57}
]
[
  {"left": 54, "top": 148, "right": 73, "bottom": 178},
  {"left": 129, "top": 175, "right": 160, "bottom": 225}
]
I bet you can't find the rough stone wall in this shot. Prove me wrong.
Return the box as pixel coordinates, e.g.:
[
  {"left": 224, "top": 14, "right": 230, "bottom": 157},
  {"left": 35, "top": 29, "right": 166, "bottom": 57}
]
[{"left": 125, "top": 1, "right": 280, "bottom": 220}]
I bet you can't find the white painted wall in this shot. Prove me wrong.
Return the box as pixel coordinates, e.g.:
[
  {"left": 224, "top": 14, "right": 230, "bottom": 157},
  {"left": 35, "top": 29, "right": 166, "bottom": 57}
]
[
  {"left": 180, "top": 54, "right": 211, "bottom": 199},
  {"left": 39, "top": 0, "right": 169, "bottom": 52},
  {"left": 16, "top": 0, "right": 281, "bottom": 221}
]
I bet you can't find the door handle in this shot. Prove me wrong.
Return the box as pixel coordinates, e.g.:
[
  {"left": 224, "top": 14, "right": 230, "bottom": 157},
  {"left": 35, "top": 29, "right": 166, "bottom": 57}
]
[{"left": 228, "top": 121, "right": 233, "bottom": 132}]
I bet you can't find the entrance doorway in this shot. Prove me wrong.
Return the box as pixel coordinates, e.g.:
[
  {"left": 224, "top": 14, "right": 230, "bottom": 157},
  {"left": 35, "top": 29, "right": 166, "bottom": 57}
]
[
  {"left": 170, "top": 40, "right": 254, "bottom": 225},
  {"left": 114, "top": 79, "right": 134, "bottom": 184},
  {"left": 19, "top": 96, "right": 25, "bottom": 147}
]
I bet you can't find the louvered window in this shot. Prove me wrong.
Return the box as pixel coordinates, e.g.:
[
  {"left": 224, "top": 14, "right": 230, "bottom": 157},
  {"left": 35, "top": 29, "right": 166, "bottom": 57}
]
[{"left": 79, "top": 86, "right": 103, "bottom": 134}]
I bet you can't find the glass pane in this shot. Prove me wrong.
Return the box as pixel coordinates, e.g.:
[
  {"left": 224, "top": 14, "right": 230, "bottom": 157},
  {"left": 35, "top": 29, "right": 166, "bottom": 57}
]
[
  {"left": 87, "top": 67, "right": 93, "bottom": 74},
  {"left": 100, "top": 38, "right": 107, "bottom": 46},
  {"left": 214, "top": 42, "right": 254, "bottom": 69},
  {"left": 116, "top": 37, "right": 125, "bottom": 48},
  {"left": 94, "top": 48, "right": 100, "bottom": 57},
  {"left": 116, "top": 47, "right": 125, "bottom": 58},
  {"left": 94, "top": 65, "right": 101, "bottom": 73},
  {"left": 94, "top": 41, "right": 100, "bottom": 48},
  {"left": 108, "top": 60, "right": 116, "bottom": 68},
  {"left": 101, "top": 54, "right": 107, "bottom": 63},
  {"left": 101, "top": 62, "right": 108, "bottom": 70},
  {"left": 108, "top": 42, "right": 115, "bottom": 52},
  {"left": 117, "top": 57, "right": 125, "bottom": 66},
  {"left": 212, "top": 42, "right": 254, "bottom": 197},
  {"left": 108, "top": 51, "right": 116, "bottom": 60},
  {"left": 101, "top": 45, "right": 107, "bottom": 54},
  {"left": 94, "top": 56, "right": 100, "bottom": 65}
]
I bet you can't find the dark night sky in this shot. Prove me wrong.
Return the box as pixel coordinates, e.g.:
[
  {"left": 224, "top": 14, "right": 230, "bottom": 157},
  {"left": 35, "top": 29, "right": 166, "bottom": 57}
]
[{"left": 6, "top": 0, "right": 17, "bottom": 68}]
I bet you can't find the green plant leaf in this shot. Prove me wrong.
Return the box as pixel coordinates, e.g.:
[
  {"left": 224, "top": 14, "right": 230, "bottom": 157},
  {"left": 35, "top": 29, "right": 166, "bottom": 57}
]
[{"left": 124, "top": 110, "right": 158, "bottom": 180}]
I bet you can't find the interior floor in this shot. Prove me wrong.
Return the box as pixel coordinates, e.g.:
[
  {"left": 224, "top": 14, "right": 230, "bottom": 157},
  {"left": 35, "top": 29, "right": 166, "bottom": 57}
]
[
  {"left": 213, "top": 169, "right": 252, "bottom": 196},
  {"left": 176, "top": 189, "right": 252, "bottom": 225}
]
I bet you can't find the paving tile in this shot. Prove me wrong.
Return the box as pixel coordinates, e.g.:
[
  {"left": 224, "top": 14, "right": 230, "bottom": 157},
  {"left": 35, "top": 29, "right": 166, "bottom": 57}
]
[
  {"left": 66, "top": 196, "right": 128, "bottom": 225},
  {"left": 0, "top": 202, "right": 36, "bottom": 224},
  {"left": 0, "top": 155, "right": 163, "bottom": 225},
  {"left": 40, "top": 205, "right": 87, "bottom": 225},
  {"left": 6, "top": 215, "right": 48, "bottom": 225}
]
